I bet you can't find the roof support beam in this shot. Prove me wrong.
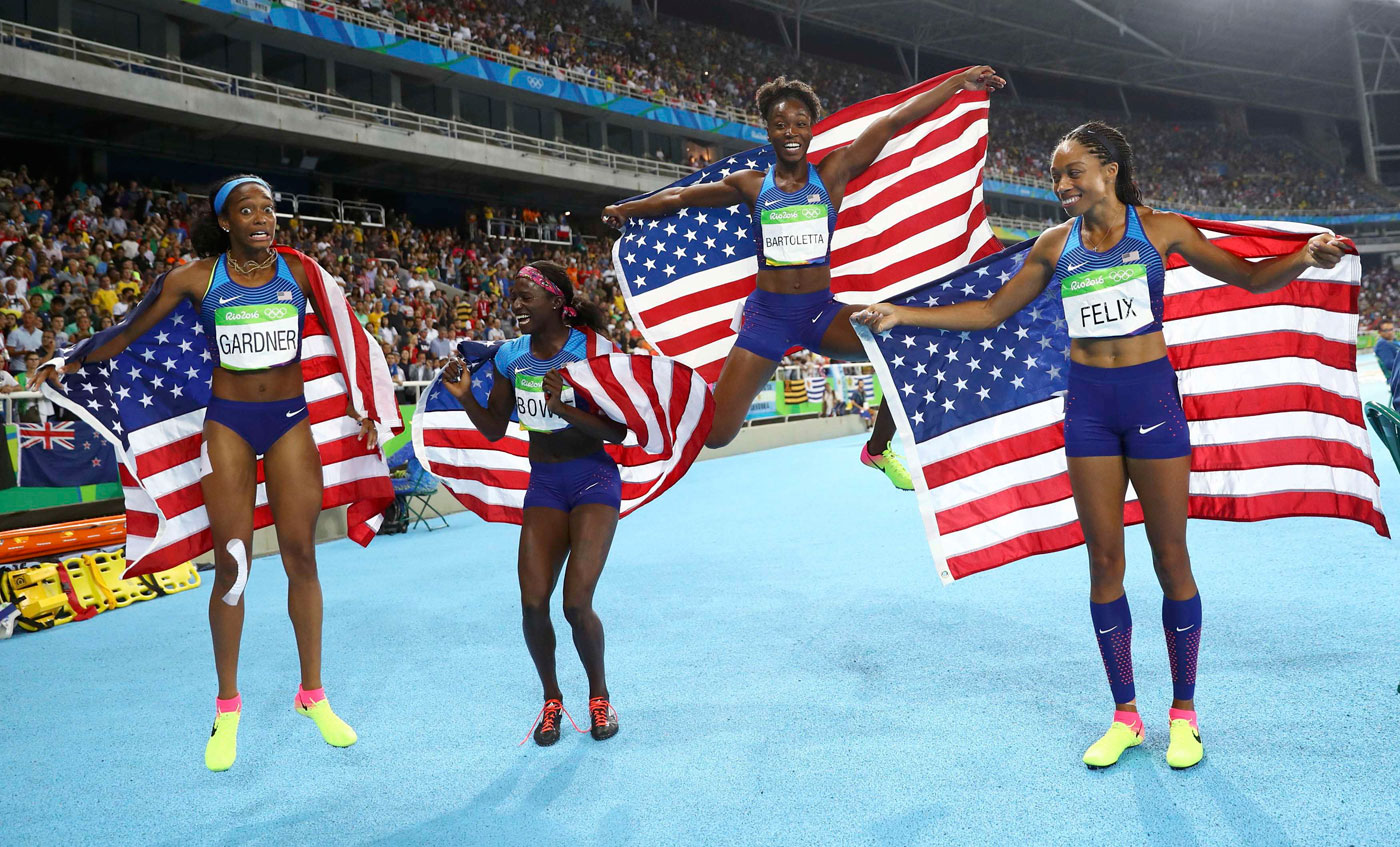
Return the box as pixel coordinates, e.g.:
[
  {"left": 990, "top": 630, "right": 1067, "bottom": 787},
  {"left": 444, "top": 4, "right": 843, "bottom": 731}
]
[
  {"left": 1060, "top": 0, "right": 1174, "bottom": 58},
  {"left": 895, "top": 43, "right": 912, "bottom": 83},
  {"left": 772, "top": 11, "right": 792, "bottom": 49}
]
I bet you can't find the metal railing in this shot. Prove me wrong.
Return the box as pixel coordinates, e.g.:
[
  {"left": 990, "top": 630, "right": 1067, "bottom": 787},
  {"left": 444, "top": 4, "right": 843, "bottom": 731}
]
[
  {"left": 274, "top": 192, "right": 386, "bottom": 227},
  {"left": 486, "top": 217, "right": 572, "bottom": 246},
  {"left": 2, "top": 391, "right": 45, "bottom": 426},
  {"left": 281, "top": 0, "right": 757, "bottom": 129},
  {"left": 987, "top": 214, "right": 1056, "bottom": 233},
  {"left": 0, "top": 21, "right": 691, "bottom": 183},
  {"left": 985, "top": 167, "right": 1400, "bottom": 218}
]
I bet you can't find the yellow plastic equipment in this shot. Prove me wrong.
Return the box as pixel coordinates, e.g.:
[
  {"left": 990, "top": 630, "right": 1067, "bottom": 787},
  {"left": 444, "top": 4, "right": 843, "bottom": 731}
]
[
  {"left": 1, "top": 566, "right": 77, "bottom": 631},
  {"left": 140, "top": 561, "right": 201, "bottom": 595},
  {"left": 84, "top": 550, "right": 157, "bottom": 607},
  {"left": 60, "top": 555, "right": 112, "bottom": 615},
  {"left": 0, "top": 549, "right": 201, "bottom": 633}
]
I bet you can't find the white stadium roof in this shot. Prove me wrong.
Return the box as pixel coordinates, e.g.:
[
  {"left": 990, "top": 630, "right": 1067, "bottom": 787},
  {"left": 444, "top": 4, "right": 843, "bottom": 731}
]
[{"left": 728, "top": 0, "right": 1400, "bottom": 119}]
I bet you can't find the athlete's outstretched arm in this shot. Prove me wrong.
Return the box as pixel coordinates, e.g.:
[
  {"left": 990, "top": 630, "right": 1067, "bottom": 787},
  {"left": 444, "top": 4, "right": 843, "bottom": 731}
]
[
  {"left": 852, "top": 231, "right": 1061, "bottom": 333},
  {"left": 1158, "top": 213, "right": 1346, "bottom": 294},
  {"left": 603, "top": 171, "right": 760, "bottom": 226},
  {"left": 35, "top": 265, "right": 197, "bottom": 383},
  {"left": 824, "top": 66, "right": 1005, "bottom": 189},
  {"left": 441, "top": 358, "right": 514, "bottom": 442},
  {"left": 542, "top": 369, "right": 628, "bottom": 444}
]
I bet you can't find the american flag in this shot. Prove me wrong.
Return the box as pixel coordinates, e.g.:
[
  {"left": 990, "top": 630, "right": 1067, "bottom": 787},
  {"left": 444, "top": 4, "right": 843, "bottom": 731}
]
[
  {"left": 42, "top": 248, "right": 400, "bottom": 578},
  {"left": 413, "top": 330, "right": 713, "bottom": 523},
  {"left": 611, "top": 69, "right": 1002, "bottom": 382},
  {"left": 18, "top": 421, "right": 76, "bottom": 450},
  {"left": 857, "top": 219, "right": 1389, "bottom": 583}
]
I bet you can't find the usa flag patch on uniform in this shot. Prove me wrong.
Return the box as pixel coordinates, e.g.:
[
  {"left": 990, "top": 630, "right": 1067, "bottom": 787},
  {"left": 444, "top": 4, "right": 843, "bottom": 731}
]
[{"left": 278, "top": 290, "right": 293, "bottom": 301}]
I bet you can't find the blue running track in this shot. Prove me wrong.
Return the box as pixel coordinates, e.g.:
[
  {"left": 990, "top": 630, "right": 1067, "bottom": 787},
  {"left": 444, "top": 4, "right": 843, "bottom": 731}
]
[{"left": 4, "top": 378, "right": 1397, "bottom": 846}]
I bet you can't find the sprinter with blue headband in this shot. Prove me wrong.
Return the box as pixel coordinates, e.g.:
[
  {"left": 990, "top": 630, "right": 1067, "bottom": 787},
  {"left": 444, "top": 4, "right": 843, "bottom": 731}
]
[{"left": 37, "top": 173, "right": 378, "bottom": 772}]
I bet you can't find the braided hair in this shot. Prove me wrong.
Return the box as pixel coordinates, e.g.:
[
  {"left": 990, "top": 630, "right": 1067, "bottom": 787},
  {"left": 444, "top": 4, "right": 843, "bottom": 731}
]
[
  {"left": 1060, "top": 122, "right": 1143, "bottom": 206},
  {"left": 755, "top": 77, "right": 822, "bottom": 123}
]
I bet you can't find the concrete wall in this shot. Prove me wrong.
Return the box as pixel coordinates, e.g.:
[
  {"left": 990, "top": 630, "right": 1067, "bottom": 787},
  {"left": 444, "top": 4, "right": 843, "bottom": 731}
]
[{"left": 0, "top": 44, "right": 672, "bottom": 198}]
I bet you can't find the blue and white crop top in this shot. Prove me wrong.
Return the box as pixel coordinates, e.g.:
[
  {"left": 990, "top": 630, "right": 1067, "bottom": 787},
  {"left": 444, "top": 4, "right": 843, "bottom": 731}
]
[
  {"left": 198, "top": 253, "right": 307, "bottom": 371},
  {"left": 749, "top": 162, "right": 838, "bottom": 269},
  {"left": 1050, "top": 205, "right": 1167, "bottom": 340},
  {"left": 493, "top": 329, "right": 591, "bottom": 433}
]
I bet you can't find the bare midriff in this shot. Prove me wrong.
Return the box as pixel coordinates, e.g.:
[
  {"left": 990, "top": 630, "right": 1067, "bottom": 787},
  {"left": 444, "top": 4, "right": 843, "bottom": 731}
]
[
  {"left": 1069, "top": 330, "right": 1169, "bottom": 368},
  {"left": 754, "top": 264, "right": 832, "bottom": 295},
  {"left": 210, "top": 362, "right": 305, "bottom": 403}
]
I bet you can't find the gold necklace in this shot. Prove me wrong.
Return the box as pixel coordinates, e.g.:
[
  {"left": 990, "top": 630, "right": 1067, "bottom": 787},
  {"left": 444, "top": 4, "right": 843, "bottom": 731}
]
[
  {"left": 226, "top": 248, "right": 277, "bottom": 275},
  {"left": 1085, "top": 212, "right": 1125, "bottom": 252}
]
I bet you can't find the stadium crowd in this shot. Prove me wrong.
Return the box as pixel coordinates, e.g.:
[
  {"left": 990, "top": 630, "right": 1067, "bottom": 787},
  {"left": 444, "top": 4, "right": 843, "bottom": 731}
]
[
  {"left": 1361, "top": 264, "right": 1400, "bottom": 331},
  {"left": 987, "top": 101, "right": 1391, "bottom": 212},
  {"left": 4, "top": 159, "right": 1400, "bottom": 414},
  {"left": 0, "top": 167, "right": 651, "bottom": 411},
  {"left": 348, "top": 0, "right": 896, "bottom": 121},
  {"left": 338, "top": 1, "right": 1388, "bottom": 211}
]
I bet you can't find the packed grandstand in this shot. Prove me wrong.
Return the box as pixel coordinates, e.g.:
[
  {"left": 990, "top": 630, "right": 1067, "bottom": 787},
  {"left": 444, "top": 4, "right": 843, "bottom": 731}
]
[{"left": 0, "top": 0, "right": 1396, "bottom": 446}]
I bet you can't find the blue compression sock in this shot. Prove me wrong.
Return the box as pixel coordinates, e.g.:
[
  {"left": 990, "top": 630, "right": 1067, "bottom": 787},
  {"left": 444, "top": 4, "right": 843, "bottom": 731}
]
[
  {"left": 1162, "top": 593, "right": 1202, "bottom": 702},
  {"left": 1090, "top": 594, "right": 1135, "bottom": 705}
]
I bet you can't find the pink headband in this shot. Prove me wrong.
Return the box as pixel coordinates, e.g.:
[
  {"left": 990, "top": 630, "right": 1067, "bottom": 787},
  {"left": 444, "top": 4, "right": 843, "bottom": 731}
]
[{"left": 517, "top": 266, "right": 576, "bottom": 319}]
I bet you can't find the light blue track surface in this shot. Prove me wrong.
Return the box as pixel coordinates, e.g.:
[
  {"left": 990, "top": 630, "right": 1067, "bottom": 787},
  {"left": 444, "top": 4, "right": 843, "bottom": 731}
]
[{"left": 5, "top": 409, "right": 1399, "bottom": 845}]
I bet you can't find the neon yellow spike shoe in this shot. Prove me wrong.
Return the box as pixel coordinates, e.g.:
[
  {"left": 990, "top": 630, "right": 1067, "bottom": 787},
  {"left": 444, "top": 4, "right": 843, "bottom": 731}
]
[
  {"left": 1166, "top": 716, "right": 1204, "bottom": 769},
  {"left": 205, "top": 709, "right": 241, "bottom": 772},
  {"left": 295, "top": 688, "right": 358, "bottom": 748},
  {"left": 1083, "top": 714, "right": 1144, "bottom": 769},
  {"left": 861, "top": 444, "right": 914, "bottom": 491}
]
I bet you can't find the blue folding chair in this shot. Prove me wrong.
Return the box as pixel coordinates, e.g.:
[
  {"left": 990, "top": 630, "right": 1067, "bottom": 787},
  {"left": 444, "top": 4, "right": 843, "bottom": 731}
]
[
  {"left": 1365, "top": 401, "right": 1400, "bottom": 476},
  {"left": 387, "top": 442, "right": 449, "bottom": 532}
]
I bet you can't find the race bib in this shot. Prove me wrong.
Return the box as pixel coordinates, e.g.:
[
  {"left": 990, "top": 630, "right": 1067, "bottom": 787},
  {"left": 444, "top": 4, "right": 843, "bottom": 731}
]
[
  {"left": 761, "top": 204, "right": 829, "bottom": 267},
  {"left": 1061, "top": 264, "right": 1153, "bottom": 338},
  {"left": 214, "top": 304, "right": 301, "bottom": 370},
  {"left": 514, "top": 372, "right": 574, "bottom": 433}
]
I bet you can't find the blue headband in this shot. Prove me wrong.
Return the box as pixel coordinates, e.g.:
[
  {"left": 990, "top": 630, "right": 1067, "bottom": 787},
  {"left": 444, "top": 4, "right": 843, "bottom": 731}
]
[{"left": 214, "top": 177, "right": 272, "bottom": 214}]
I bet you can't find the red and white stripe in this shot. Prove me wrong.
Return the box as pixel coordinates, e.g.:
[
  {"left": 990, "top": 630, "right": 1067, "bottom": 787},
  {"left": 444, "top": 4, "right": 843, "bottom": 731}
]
[
  {"left": 616, "top": 70, "right": 1003, "bottom": 383},
  {"left": 413, "top": 332, "right": 714, "bottom": 525},
  {"left": 886, "top": 219, "right": 1388, "bottom": 583}
]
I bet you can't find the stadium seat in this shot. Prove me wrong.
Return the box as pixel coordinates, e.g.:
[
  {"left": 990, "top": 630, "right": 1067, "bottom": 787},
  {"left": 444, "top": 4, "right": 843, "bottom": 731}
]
[{"left": 1364, "top": 401, "right": 1400, "bottom": 475}]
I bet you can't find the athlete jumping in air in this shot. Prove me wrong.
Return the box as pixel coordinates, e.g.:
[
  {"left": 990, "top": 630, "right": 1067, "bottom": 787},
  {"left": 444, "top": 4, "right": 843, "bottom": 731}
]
[{"left": 604, "top": 66, "right": 1006, "bottom": 491}]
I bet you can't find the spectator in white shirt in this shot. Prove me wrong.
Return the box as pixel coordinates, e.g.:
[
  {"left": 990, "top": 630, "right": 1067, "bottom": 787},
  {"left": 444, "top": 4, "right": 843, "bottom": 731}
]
[{"left": 106, "top": 209, "right": 128, "bottom": 238}]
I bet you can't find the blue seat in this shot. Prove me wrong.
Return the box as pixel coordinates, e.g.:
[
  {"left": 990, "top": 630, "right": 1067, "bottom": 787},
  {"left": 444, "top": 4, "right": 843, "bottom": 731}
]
[
  {"left": 386, "top": 442, "right": 449, "bottom": 532},
  {"left": 1365, "top": 401, "right": 1400, "bottom": 476}
]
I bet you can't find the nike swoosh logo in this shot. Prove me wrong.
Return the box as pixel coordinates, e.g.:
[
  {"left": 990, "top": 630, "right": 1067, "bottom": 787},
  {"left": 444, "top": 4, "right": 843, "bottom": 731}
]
[
  {"left": 1066, "top": 261, "right": 1086, "bottom": 272},
  {"left": 218, "top": 296, "right": 239, "bottom": 304},
  {"left": 578, "top": 481, "right": 601, "bottom": 494},
  {"left": 1138, "top": 422, "right": 1165, "bottom": 434},
  {"left": 1175, "top": 625, "right": 1195, "bottom": 632},
  {"left": 1098, "top": 626, "right": 1118, "bottom": 634},
  {"left": 285, "top": 407, "right": 304, "bottom": 418},
  {"left": 763, "top": 199, "right": 780, "bottom": 206}
]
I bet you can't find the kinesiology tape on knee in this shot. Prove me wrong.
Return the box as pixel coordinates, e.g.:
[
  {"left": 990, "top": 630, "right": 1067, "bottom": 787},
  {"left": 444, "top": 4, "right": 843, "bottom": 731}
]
[{"left": 221, "top": 539, "right": 249, "bottom": 606}]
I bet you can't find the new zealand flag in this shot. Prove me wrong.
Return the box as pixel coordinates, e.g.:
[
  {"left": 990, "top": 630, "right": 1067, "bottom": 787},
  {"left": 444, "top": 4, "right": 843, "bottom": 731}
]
[{"left": 18, "top": 420, "right": 119, "bottom": 487}]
